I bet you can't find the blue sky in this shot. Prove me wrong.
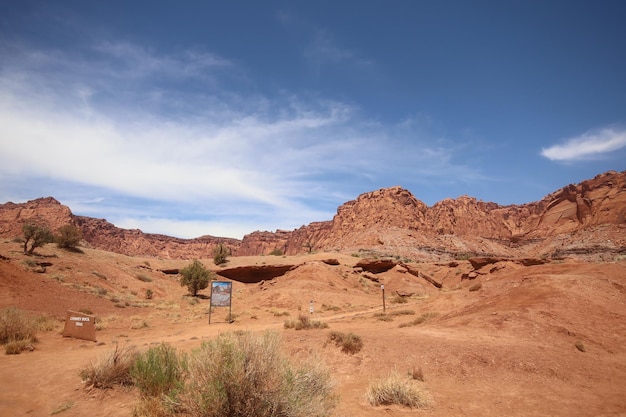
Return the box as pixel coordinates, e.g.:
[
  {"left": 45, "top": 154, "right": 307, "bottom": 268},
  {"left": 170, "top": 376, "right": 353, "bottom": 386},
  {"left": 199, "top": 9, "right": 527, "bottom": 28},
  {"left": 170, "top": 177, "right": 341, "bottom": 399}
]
[{"left": 1, "top": 1, "right": 625, "bottom": 239}]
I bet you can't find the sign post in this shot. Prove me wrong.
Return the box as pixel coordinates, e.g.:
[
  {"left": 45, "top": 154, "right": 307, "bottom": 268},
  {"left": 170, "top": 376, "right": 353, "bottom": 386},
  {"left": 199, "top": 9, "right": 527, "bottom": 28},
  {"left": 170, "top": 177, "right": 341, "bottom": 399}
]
[
  {"left": 209, "top": 281, "right": 233, "bottom": 324},
  {"left": 381, "top": 284, "right": 386, "bottom": 313}
]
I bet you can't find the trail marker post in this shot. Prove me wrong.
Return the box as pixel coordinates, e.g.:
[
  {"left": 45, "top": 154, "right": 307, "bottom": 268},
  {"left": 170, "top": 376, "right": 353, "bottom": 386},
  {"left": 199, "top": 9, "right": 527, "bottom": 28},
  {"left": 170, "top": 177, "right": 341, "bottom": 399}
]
[{"left": 381, "top": 284, "right": 386, "bottom": 313}]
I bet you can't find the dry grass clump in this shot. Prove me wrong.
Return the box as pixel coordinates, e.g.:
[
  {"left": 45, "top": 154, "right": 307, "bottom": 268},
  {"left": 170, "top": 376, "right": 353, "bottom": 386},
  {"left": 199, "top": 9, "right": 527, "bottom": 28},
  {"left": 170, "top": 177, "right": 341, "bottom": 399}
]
[
  {"left": 0, "top": 307, "right": 38, "bottom": 354},
  {"left": 80, "top": 343, "right": 139, "bottom": 388},
  {"left": 366, "top": 370, "right": 429, "bottom": 408},
  {"left": 327, "top": 331, "right": 363, "bottom": 354},
  {"left": 284, "top": 314, "right": 329, "bottom": 330},
  {"left": 391, "top": 294, "right": 408, "bottom": 304},
  {"left": 373, "top": 309, "right": 415, "bottom": 321},
  {"left": 398, "top": 312, "right": 438, "bottom": 328},
  {"left": 182, "top": 331, "right": 336, "bottom": 417}
]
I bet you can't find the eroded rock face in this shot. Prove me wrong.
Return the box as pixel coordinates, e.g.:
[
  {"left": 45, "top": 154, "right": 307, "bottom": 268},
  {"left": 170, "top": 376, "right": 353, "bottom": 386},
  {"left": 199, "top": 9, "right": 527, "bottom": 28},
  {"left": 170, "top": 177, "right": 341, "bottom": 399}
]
[
  {"left": 355, "top": 259, "right": 397, "bottom": 273},
  {"left": 216, "top": 265, "right": 295, "bottom": 283},
  {"left": 1, "top": 171, "right": 624, "bottom": 261},
  {"left": 0, "top": 197, "right": 73, "bottom": 237}
]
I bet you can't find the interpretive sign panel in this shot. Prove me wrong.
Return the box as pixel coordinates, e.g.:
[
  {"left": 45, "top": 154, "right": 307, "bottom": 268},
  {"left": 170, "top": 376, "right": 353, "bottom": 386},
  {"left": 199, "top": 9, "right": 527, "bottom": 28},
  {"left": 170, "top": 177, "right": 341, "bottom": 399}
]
[
  {"left": 209, "top": 281, "right": 232, "bottom": 324},
  {"left": 211, "top": 281, "right": 232, "bottom": 307},
  {"left": 62, "top": 310, "right": 96, "bottom": 341}
]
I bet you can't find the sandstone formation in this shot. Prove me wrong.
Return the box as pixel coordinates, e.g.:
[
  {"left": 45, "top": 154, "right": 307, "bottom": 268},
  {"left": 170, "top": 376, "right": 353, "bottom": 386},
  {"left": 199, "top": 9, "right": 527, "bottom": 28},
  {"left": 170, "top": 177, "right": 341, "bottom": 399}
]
[{"left": 1, "top": 170, "right": 624, "bottom": 261}]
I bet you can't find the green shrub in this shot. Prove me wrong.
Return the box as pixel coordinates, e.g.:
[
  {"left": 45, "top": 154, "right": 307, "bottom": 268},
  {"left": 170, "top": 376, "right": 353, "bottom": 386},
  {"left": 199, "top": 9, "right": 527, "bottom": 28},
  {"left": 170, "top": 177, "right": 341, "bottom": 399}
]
[
  {"left": 182, "top": 331, "right": 336, "bottom": 417},
  {"left": 366, "top": 370, "right": 429, "bottom": 408},
  {"left": 327, "top": 331, "right": 363, "bottom": 354},
  {"left": 131, "top": 343, "right": 187, "bottom": 398},
  {"left": 180, "top": 260, "right": 214, "bottom": 297},
  {"left": 80, "top": 344, "right": 139, "bottom": 389},
  {"left": 0, "top": 307, "right": 38, "bottom": 354},
  {"left": 56, "top": 224, "right": 82, "bottom": 249},
  {"left": 212, "top": 244, "right": 230, "bottom": 265},
  {"left": 269, "top": 248, "right": 283, "bottom": 256}
]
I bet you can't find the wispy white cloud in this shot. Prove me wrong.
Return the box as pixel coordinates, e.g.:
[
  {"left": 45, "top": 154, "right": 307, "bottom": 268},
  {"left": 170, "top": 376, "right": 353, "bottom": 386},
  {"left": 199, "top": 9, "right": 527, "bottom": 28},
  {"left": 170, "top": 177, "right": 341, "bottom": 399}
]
[
  {"left": 541, "top": 128, "right": 626, "bottom": 161},
  {"left": 303, "top": 28, "right": 373, "bottom": 71},
  {"left": 277, "top": 12, "right": 373, "bottom": 77},
  {"left": 0, "top": 39, "right": 477, "bottom": 238}
]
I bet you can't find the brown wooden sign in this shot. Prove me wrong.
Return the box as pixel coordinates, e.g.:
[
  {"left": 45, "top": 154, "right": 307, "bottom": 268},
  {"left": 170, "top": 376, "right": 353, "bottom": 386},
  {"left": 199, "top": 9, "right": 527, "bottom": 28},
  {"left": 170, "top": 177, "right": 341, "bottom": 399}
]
[{"left": 62, "top": 310, "right": 96, "bottom": 341}]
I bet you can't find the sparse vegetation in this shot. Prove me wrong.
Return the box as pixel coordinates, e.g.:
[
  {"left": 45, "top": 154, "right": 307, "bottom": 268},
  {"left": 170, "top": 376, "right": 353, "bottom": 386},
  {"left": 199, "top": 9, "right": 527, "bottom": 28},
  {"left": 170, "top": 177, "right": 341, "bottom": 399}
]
[
  {"left": 51, "top": 401, "right": 75, "bottom": 415},
  {"left": 269, "top": 248, "right": 283, "bottom": 256},
  {"left": 373, "top": 309, "right": 416, "bottom": 321},
  {"left": 391, "top": 294, "right": 408, "bottom": 304},
  {"left": 469, "top": 282, "right": 482, "bottom": 292},
  {"left": 22, "top": 258, "right": 37, "bottom": 268},
  {"left": 284, "top": 314, "right": 329, "bottom": 330},
  {"left": 34, "top": 314, "right": 58, "bottom": 332},
  {"left": 136, "top": 273, "right": 153, "bottom": 282},
  {"left": 145, "top": 289, "right": 154, "bottom": 300},
  {"left": 93, "top": 286, "right": 108, "bottom": 296},
  {"left": 130, "top": 319, "right": 149, "bottom": 329},
  {"left": 398, "top": 312, "right": 438, "bottom": 328},
  {"left": 0, "top": 307, "right": 38, "bottom": 354},
  {"left": 327, "top": 331, "right": 363, "bottom": 354},
  {"left": 366, "top": 370, "right": 429, "bottom": 408},
  {"left": 179, "top": 260, "right": 213, "bottom": 297}
]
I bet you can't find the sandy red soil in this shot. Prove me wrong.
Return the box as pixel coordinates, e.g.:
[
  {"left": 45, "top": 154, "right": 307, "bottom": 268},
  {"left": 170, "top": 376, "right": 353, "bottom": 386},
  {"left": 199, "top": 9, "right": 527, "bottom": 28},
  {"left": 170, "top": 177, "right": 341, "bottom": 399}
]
[{"left": 1, "top": 240, "right": 625, "bottom": 417}]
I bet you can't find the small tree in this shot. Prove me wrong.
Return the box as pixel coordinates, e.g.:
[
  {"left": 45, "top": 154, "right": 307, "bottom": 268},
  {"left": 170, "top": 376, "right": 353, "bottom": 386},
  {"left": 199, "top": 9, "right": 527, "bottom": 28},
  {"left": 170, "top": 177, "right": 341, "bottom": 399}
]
[
  {"left": 22, "top": 223, "right": 54, "bottom": 255},
  {"left": 303, "top": 240, "right": 315, "bottom": 253},
  {"left": 56, "top": 224, "right": 82, "bottom": 249},
  {"left": 213, "top": 243, "right": 230, "bottom": 265},
  {"left": 180, "top": 260, "right": 213, "bottom": 297}
]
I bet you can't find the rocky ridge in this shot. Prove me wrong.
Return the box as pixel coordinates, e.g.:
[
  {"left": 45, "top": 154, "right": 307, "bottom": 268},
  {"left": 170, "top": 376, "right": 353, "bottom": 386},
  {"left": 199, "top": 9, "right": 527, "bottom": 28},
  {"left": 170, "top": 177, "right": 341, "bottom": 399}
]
[{"left": 1, "top": 171, "right": 624, "bottom": 261}]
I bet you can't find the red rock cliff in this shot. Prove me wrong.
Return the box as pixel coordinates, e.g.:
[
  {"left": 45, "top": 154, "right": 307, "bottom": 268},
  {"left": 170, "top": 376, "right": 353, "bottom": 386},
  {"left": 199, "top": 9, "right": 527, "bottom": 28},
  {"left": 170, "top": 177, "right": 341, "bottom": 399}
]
[{"left": 1, "top": 171, "right": 624, "bottom": 260}]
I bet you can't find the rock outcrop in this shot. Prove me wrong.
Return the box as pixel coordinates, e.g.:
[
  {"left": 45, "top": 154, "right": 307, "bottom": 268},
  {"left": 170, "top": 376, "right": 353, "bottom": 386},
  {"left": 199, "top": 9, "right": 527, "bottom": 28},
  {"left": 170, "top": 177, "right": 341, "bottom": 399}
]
[{"left": 0, "top": 171, "right": 624, "bottom": 260}]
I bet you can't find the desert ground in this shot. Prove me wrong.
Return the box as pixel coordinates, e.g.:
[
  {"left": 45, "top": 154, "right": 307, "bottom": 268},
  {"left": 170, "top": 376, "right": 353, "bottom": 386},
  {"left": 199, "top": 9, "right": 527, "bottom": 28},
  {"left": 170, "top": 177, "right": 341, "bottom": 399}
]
[{"left": 1, "top": 239, "right": 625, "bottom": 417}]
